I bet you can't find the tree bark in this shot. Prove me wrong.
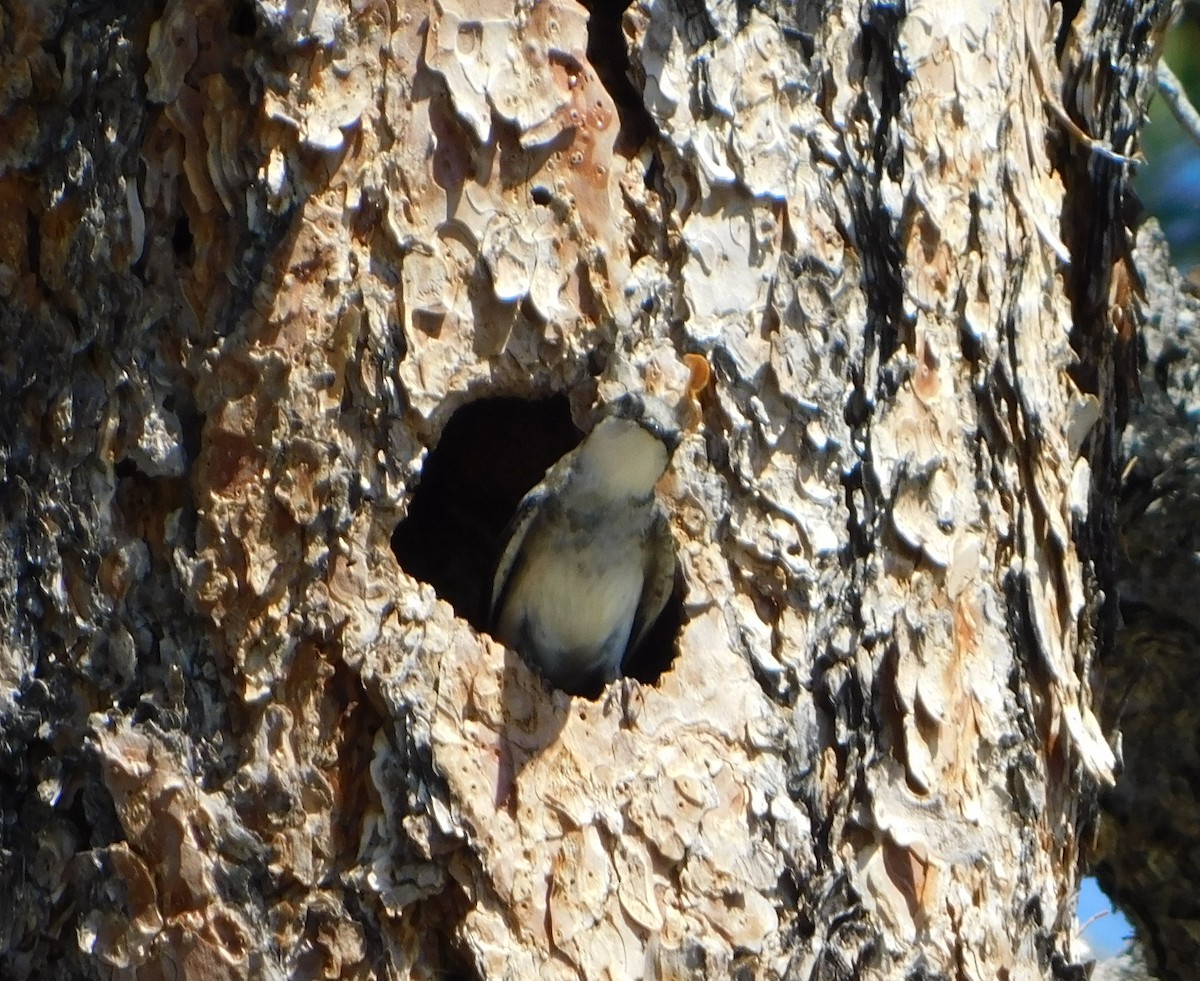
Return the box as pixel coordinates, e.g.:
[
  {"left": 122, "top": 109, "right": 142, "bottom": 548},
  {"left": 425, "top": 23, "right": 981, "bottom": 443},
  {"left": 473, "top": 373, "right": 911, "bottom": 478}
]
[
  {"left": 1097, "top": 219, "right": 1200, "bottom": 981},
  {"left": 0, "top": 0, "right": 1174, "bottom": 978}
]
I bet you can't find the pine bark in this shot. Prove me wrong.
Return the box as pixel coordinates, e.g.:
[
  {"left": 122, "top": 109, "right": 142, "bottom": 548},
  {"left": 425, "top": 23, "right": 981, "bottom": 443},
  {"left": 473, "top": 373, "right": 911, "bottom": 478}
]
[
  {"left": 0, "top": 0, "right": 1177, "bottom": 978},
  {"left": 1098, "top": 220, "right": 1200, "bottom": 981}
]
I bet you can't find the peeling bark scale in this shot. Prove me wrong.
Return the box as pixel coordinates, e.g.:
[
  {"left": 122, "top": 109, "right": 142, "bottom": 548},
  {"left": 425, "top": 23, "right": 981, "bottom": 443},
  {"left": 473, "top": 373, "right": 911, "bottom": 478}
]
[{"left": 0, "top": 0, "right": 1179, "bottom": 979}]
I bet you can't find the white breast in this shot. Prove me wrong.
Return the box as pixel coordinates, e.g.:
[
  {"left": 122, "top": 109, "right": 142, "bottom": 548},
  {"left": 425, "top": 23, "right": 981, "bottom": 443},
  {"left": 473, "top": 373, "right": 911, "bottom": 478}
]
[{"left": 498, "top": 544, "right": 642, "bottom": 676}]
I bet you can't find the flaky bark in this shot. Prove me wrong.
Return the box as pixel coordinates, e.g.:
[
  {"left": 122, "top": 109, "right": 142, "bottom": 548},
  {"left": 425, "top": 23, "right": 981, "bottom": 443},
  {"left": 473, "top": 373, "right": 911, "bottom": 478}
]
[
  {"left": 1097, "top": 220, "right": 1200, "bottom": 981},
  {"left": 0, "top": 0, "right": 1175, "bottom": 978}
]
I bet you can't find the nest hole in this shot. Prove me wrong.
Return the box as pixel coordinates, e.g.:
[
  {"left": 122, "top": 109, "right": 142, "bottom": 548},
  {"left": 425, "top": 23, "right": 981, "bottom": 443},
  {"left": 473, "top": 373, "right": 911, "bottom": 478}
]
[{"left": 390, "top": 394, "right": 683, "bottom": 692}]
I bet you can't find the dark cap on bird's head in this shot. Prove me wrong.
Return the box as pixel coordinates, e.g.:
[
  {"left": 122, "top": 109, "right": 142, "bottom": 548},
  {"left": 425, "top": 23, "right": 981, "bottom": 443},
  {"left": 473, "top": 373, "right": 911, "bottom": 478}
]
[{"left": 600, "top": 393, "right": 683, "bottom": 453}]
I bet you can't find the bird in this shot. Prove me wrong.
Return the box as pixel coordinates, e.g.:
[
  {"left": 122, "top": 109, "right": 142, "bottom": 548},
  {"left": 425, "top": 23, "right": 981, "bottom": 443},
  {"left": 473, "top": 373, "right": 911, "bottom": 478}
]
[{"left": 488, "top": 394, "right": 681, "bottom": 696}]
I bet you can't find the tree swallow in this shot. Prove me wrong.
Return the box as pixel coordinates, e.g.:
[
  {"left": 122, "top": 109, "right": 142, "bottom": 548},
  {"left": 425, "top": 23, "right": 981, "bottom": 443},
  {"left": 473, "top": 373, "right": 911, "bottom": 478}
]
[{"left": 489, "top": 394, "right": 681, "bottom": 696}]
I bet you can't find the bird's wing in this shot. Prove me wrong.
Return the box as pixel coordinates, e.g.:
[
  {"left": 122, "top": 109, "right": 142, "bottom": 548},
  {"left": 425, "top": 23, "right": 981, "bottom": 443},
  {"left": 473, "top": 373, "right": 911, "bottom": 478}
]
[
  {"left": 488, "top": 489, "right": 545, "bottom": 630},
  {"left": 625, "top": 505, "right": 676, "bottom": 662},
  {"left": 488, "top": 454, "right": 574, "bottom": 629}
]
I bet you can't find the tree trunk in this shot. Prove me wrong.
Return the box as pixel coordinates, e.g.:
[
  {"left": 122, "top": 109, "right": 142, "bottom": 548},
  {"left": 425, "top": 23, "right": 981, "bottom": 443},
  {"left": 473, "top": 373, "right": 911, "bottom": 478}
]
[
  {"left": 1098, "top": 219, "right": 1200, "bottom": 981},
  {"left": 0, "top": 0, "right": 1174, "bottom": 978}
]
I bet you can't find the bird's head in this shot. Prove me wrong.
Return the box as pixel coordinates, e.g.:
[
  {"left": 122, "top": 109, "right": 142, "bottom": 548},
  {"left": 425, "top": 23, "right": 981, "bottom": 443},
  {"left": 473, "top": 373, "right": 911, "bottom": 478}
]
[
  {"left": 575, "top": 394, "right": 682, "bottom": 498},
  {"left": 601, "top": 393, "right": 684, "bottom": 453}
]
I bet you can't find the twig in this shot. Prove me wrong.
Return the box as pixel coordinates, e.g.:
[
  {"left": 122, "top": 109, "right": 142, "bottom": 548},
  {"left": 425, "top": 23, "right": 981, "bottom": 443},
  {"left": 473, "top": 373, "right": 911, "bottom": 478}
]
[
  {"left": 1157, "top": 60, "right": 1200, "bottom": 150},
  {"left": 1025, "top": 25, "right": 1138, "bottom": 166}
]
